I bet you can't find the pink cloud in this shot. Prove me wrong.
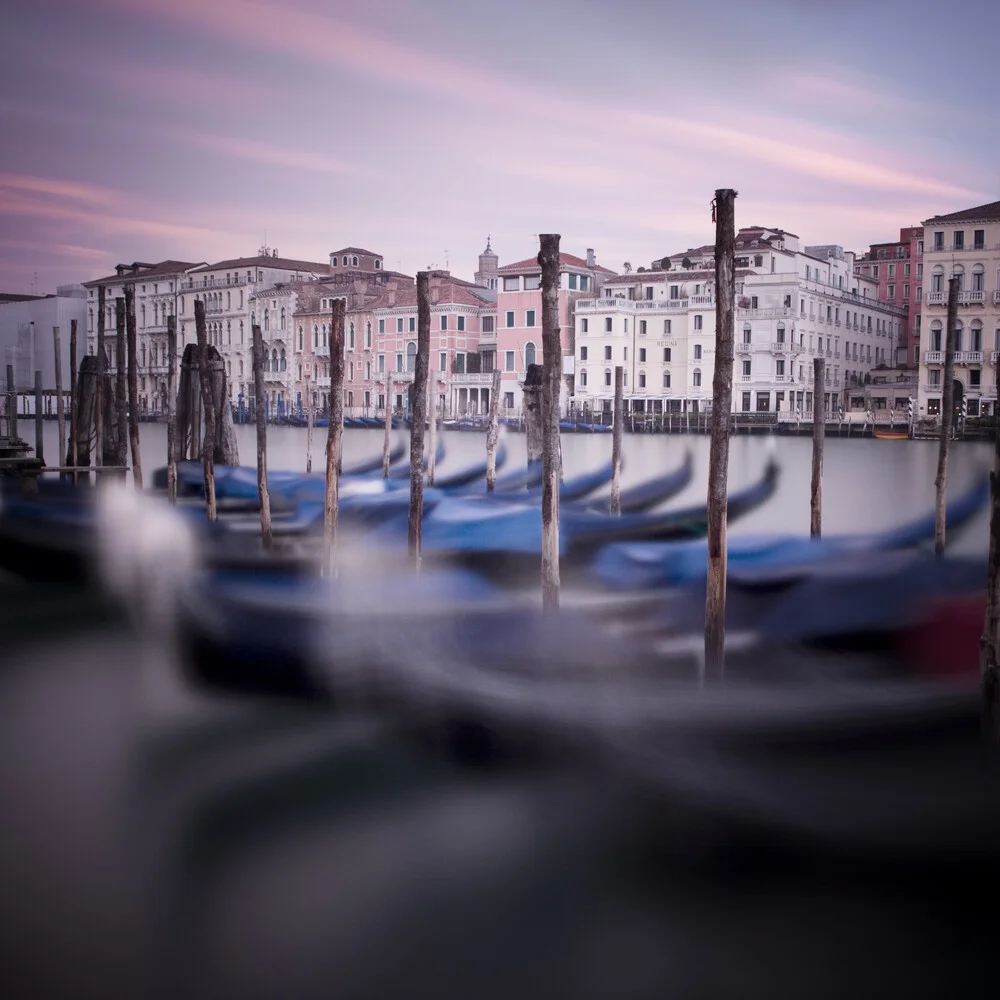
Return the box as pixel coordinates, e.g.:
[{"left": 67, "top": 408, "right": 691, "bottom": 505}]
[{"left": 0, "top": 173, "right": 116, "bottom": 206}]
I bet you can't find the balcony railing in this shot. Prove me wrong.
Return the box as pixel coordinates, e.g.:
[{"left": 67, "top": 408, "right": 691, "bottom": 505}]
[
  {"left": 739, "top": 374, "right": 753, "bottom": 382},
  {"left": 926, "top": 291, "right": 945, "bottom": 304},
  {"left": 992, "top": 352, "right": 999, "bottom": 366},
  {"left": 450, "top": 372, "right": 495, "bottom": 385},
  {"left": 924, "top": 350, "right": 943, "bottom": 363},
  {"left": 736, "top": 343, "right": 752, "bottom": 353},
  {"left": 959, "top": 351, "right": 983, "bottom": 364},
  {"left": 960, "top": 290, "right": 985, "bottom": 305},
  {"left": 994, "top": 291, "right": 1000, "bottom": 305},
  {"left": 924, "top": 383, "right": 943, "bottom": 394}
]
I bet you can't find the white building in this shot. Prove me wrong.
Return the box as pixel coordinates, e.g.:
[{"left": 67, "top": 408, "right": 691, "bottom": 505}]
[
  {"left": 571, "top": 227, "right": 906, "bottom": 420},
  {"left": 916, "top": 200, "right": 1000, "bottom": 420},
  {"left": 0, "top": 286, "right": 87, "bottom": 401}
]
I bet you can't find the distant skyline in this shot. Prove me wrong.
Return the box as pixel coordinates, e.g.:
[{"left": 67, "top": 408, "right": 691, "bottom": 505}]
[{"left": 1, "top": 0, "right": 998, "bottom": 293}]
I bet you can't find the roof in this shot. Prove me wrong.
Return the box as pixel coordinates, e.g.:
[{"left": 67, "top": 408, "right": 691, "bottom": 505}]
[
  {"left": 371, "top": 283, "right": 496, "bottom": 311},
  {"left": 497, "top": 252, "right": 616, "bottom": 275},
  {"left": 923, "top": 201, "right": 1000, "bottom": 225},
  {"left": 0, "top": 292, "right": 46, "bottom": 302},
  {"left": 604, "top": 268, "right": 754, "bottom": 287},
  {"left": 196, "top": 255, "right": 331, "bottom": 273},
  {"left": 330, "top": 247, "right": 381, "bottom": 258},
  {"left": 83, "top": 260, "right": 201, "bottom": 286}
]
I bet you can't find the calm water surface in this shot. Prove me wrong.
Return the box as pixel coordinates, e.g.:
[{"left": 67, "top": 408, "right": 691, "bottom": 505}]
[{"left": 40, "top": 421, "right": 991, "bottom": 557}]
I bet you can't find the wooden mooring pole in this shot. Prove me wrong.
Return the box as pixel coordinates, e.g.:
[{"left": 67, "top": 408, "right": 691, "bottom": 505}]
[
  {"left": 34, "top": 370, "right": 44, "bottom": 464},
  {"left": 810, "top": 357, "right": 825, "bottom": 538},
  {"left": 115, "top": 296, "right": 128, "bottom": 472},
  {"left": 610, "top": 365, "right": 624, "bottom": 515},
  {"left": 306, "top": 375, "right": 314, "bottom": 474},
  {"left": 68, "top": 319, "right": 78, "bottom": 481},
  {"left": 408, "top": 274, "right": 431, "bottom": 568},
  {"left": 251, "top": 324, "right": 272, "bottom": 548},
  {"left": 324, "top": 299, "right": 346, "bottom": 575},
  {"left": 95, "top": 286, "right": 104, "bottom": 470},
  {"left": 539, "top": 233, "right": 562, "bottom": 611},
  {"left": 382, "top": 373, "right": 393, "bottom": 478},
  {"left": 486, "top": 366, "right": 501, "bottom": 491},
  {"left": 125, "top": 287, "right": 142, "bottom": 488},
  {"left": 166, "top": 315, "right": 177, "bottom": 503},
  {"left": 194, "top": 300, "right": 216, "bottom": 521},
  {"left": 934, "top": 276, "right": 960, "bottom": 557},
  {"left": 982, "top": 397, "right": 1000, "bottom": 735},
  {"left": 427, "top": 379, "right": 437, "bottom": 487},
  {"left": 704, "top": 189, "right": 736, "bottom": 679},
  {"left": 53, "top": 326, "right": 65, "bottom": 475}
]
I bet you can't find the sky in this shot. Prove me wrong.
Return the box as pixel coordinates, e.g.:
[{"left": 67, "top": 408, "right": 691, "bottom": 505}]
[{"left": 1, "top": 0, "right": 998, "bottom": 294}]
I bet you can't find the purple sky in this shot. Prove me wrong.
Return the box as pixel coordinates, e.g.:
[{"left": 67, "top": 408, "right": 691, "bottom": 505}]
[{"left": 1, "top": 0, "right": 998, "bottom": 293}]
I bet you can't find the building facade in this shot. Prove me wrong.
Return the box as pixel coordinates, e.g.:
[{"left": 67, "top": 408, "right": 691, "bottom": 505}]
[
  {"left": 916, "top": 201, "right": 1000, "bottom": 420},
  {"left": 572, "top": 227, "right": 906, "bottom": 420},
  {"left": 495, "top": 248, "right": 615, "bottom": 412}
]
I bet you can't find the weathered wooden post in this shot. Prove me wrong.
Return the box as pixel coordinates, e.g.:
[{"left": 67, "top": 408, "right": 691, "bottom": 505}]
[
  {"left": 982, "top": 399, "right": 1000, "bottom": 735},
  {"left": 95, "top": 286, "right": 105, "bottom": 469},
  {"left": 522, "top": 364, "right": 544, "bottom": 467},
  {"left": 486, "top": 366, "right": 502, "bottom": 491},
  {"left": 252, "top": 324, "right": 272, "bottom": 548},
  {"left": 704, "top": 189, "right": 736, "bottom": 679},
  {"left": 68, "top": 319, "right": 78, "bottom": 480},
  {"left": 305, "top": 373, "right": 314, "bottom": 474},
  {"left": 33, "top": 370, "right": 44, "bottom": 464},
  {"left": 115, "top": 296, "right": 128, "bottom": 472},
  {"left": 124, "top": 286, "right": 142, "bottom": 487},
  {"left": 6, "top": 365, "right": 17, "bottom": 443},
  {"left": 382, "top": 372, "right": 393, "bottom": 478},
  {"left": 934, "top": 276, "right": 960, "bottom": 557},
  {"left": 193, "top": 301, "right": 216, "bottom": 521},
  {"left": 539, "top": 234, "right": 562, "bottom": 611},
  {"left": 427, "top": 379, "right": 437, "bottom": 487},
  {"left": 610, "top": 365, "right": 624, "bottom": 515},
  {"left": 408, "top": 273, "right": 431, "bottom": 567},
  {"left": 324, "top": 298, "right": 346, "bottom": 575},
  {"left": 166, "top": 315, "right": 178, "bottom": 503},
  {"left": 52, "top": 326, "right": 65, "bottom": 474},
  {"left": 810, "top": 357, "right": 825, "bottom": 538}
]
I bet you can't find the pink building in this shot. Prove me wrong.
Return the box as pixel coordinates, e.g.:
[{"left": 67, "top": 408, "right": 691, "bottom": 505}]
[
  {"left": 495, "top": 248, "right": 615, "bottom": 411},
  {"left": 854, "top": 226, "right": 922, "bottom": 367}
]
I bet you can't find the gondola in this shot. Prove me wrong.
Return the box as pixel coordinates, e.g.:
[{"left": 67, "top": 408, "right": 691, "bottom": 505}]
[
  {"left": 578, "top": 450, "right": 693, "bottom": 514},
  {"left": 873, "top": 428, "right": 909, "bottom": 440},
  {"left": 591, "top": 471, "right": 989, "bottom": 590}
]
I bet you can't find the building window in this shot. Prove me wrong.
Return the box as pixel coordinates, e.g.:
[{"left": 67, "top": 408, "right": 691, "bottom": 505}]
[
  {"left": 395, "top": 352, "right": 403, "bottom": 372},
  {"left": 663, "top": 347, "right": 671, "bottom": 362},
  {"left": 505, "top": 351, "right": 515, "bottom": 371},
  {"left": 523, "top": 275, "right": 541, "bottom": 291},
  {"left": 457, "top": 315, "right": 465, "bottom": 331},
  {"left": 903, "top": 285, "right": 909, "bottom": 299},
  {"left": 409, "top": 317, "right": 415, "bottom": 333},
  {"left": 776, "top": 359, "right": 785, "bottom": 376},
  {"left": 406, "top": 342, "right": 416, "bottom": 371},
  {"left": 639, "top": 370, "right": 646, "bottom": 388},
  {"left": 503, "top": 277, "right": 520, "bottom": 291},
  {"left": 638, "top": 347, "right": 646, "bottom": 362},
  {"left": 378, "top": 354, "right": 385, "bottom": 373},
  {"left": 525, "top": 310, "right": 536, "bottom": 327},
  {"left": 439, "top": 352, "right": 447, "bottom": 371},
  {"left": 524, "top": 342, "right": 537, "bottom": 367},
  {"left": 580, "top": 346, "right": 588, "bottom": 361},
  {"left": 934, "top": 231, "right": 944, "bottom": 251},
  {"left": 482, "top": 316, "right": 494, "bottom": 334},
  {"left": 580, "top": 369, "right": 587, "bottom": 387},
  {"left": 506, "top": 311, "right": 515, "bottom": 328},
  {"left": 953, "top": 231, "right": 965, "bottom": 251},
  {"left": 663, "top": 319, "right": 671, "bottom": 335},
  {"left": 888, "top": 284, "right": 895, "bottom": 299},
  {"left": 349, "top": 323, "right": 355, "bottom": 350},
  {"left": 366, "top": 322, "right": 372, "bottom": 348},
  {"left": 742, "top": 392, "right": 751, "bottom": 412},
  {"left": 579, "top": 276, "right": 589, "bottom": 291},
  {"left": 440, "top": 315, "right": 448, "bottom": 331},
  {"left": 379, "top": 319, "right": 385, "bottom": 334},
  {"left": 972, "top": 267, "right": 985, "bottom": 292},
  {"left": 604, "top": 369, "right": 612, "bottom": 387},
  {"left": 888, "top": 264, "right": 896, "bottom": 279},
  {"left": 396, "top": 318, "right": 403, "bottom": 333},
  {"left": 580, "top": 318, "right": 588, "bottom": 333},
  {"left": 971, "top": 369, "right": 982, "bottom": 389},
  {"left": 742, "top": 360, "right": 752, "bottom": 377},
  {"left": 604, "top": 345, "right": 612, "bottom": 360},
  {"left": 974, "top": 229, "right": 985, "bottom": 250},
  {"left": 669, "top": 285, "right": 679, "bottom": 300},
  {"left": 662, "top": 371, "right": 671, "bottom": 388},
  {"left": 692, "top": 369, "right": 702, "bottom": 387},
  {"left": 694, "top": 344, "right": 702, "bottom": 360},
  {"left": 605, "top": 318, "right": 612, "bottom": 333},
  {"left": 694, "top": 315, "right": 703, "bottom": 331},
  {"left": 568, "top": 274, "right": 578, "bottom": 290}
]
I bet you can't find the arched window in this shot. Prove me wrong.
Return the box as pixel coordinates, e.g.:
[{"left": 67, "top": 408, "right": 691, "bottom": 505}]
[
  {"left": 322, "top": 324, "right": 328, "bottom": 348},
  {"left": 638, "top": 370, "right": 646, "bottom": 388},
  {"left": 349, "top": 361, "right": 354, "bottom": 381},
  {"left": 776, "top": 323, "right": 785, "bottom": 344},
  {"left": 298, "top": 326, "right": 303, "bottom": 351},
  {"left": 953, "top": 320, "right": 963, "bottom": 352},
  {"left": 931, "top": 265, "right": 944, "bottom": 293},
  {"left": 524, "top": 341, "right": 536, "bottom": 367},
  {"left": 349, "top": 322, "right": 355, "bottom": 350},
  {"left": 239, "top": 360, "right": 244, "bottom": 377},
  {"left": 342, "top": 255, "right": 348, "bottom": 266},
  {"left": 951, "top": 264, "right": 964, "bottom": 289},
  {"left": 264, "top": 309, "right": 269, "bottom": 332},
  {"left": 280, "top": 349, "right": 286, "bottom": 372},
  {"left": 227, "top": 291, "right": 231, "bottom": 310},
  {"left": 693, "top": 368, "right": 702, "bottom": 387},
  {"left": 280, "top": 308, "right": 286, "bottom": 331},
  {"left": 88, "top": 308, "right": 93, "bottom": 332},
  {"left": 366, "top": 322, "right": 372, "bottom": 348},
  {"left": 663, "top": 370, "right": 671, "bottom": 388},
  {"left": 313, "top": 324, "right": 319, "bottom": 349},
  {"left": 141, "top": 342, "right": 146, "bottom": 367},
  {"left": 579, "top": 369, "right": 587, "bottom": 387},
  {"left": 226, "top": 321, "right": 231, "bottom": 345},
  {"left": 972, "top": 264, "right": 985, "bottom": 292},
  {"left": 251, "top": 311, "right": 256, "bottom": 328},
  {"left": 742, "top": 323, "right": 752, "bottom": 345},
  {"left": 406, "top": 342, "right": 417, "bottom": 371},
  {"left": 352, "top": 256, "right": 358, "bottom": 266},
  {"left": 604, "top": 369, "right": 612, "bottom": 387},
  {"left": 970, "top": 320, "right": 983, "bottom": 352},
  {"left": 271, "top": 348, "right": 278, "bottom": 372},
  {"left": 239, "top": 321, "right": 244, "bottom": 344}
]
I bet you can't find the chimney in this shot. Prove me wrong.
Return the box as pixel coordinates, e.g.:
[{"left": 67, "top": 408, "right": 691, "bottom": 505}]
[
  {"left": 586, "top": 248, "right": 595, "bottom": 268},
  {"left": 387, "top": 288, "right": 396, "bottom": 306},
  {"left": 430, "top": 284, "right": 440, "bottom": 305}
]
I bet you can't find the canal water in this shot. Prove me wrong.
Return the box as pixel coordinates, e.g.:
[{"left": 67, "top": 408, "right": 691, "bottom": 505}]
[{"left": 37, "top": 420, "right": 991, "bottom": 557}]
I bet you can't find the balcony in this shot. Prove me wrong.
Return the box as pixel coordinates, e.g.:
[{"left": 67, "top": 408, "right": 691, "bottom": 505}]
[
  {"left": 450, "top": 372, "right": 495, "bottom": 386},
  {"left": 990, "top": 352, "right": 999, "bottom": 366},
  {"left": 924, "top": 351, "right": 943, "bottom": 363},
  {"left": 924, "top": 384, "right": 943, "bottom": 394},
  {"left": 736, "top": 307, "right": 792, "bottom": 320},
  {"left": 736, "top": 342, "right": 753, "bottom": 353},
  {"left": 959, "top": 351, "right": 983, "bottom": 364},
  {"left": 994, "top": 291, "right": 1000, "bottom": 305},
  {"left": 926, "top": 291, "right": 945, "bottom": 304},
  {"left": 960, "top": 290, "right": 985, "bottom": 305},
  {"left": 739, "top": 375, "right": 753, "bottom": 382},
  {"left": 315, "top": 376, "right": 331, "bottom": 388}
]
